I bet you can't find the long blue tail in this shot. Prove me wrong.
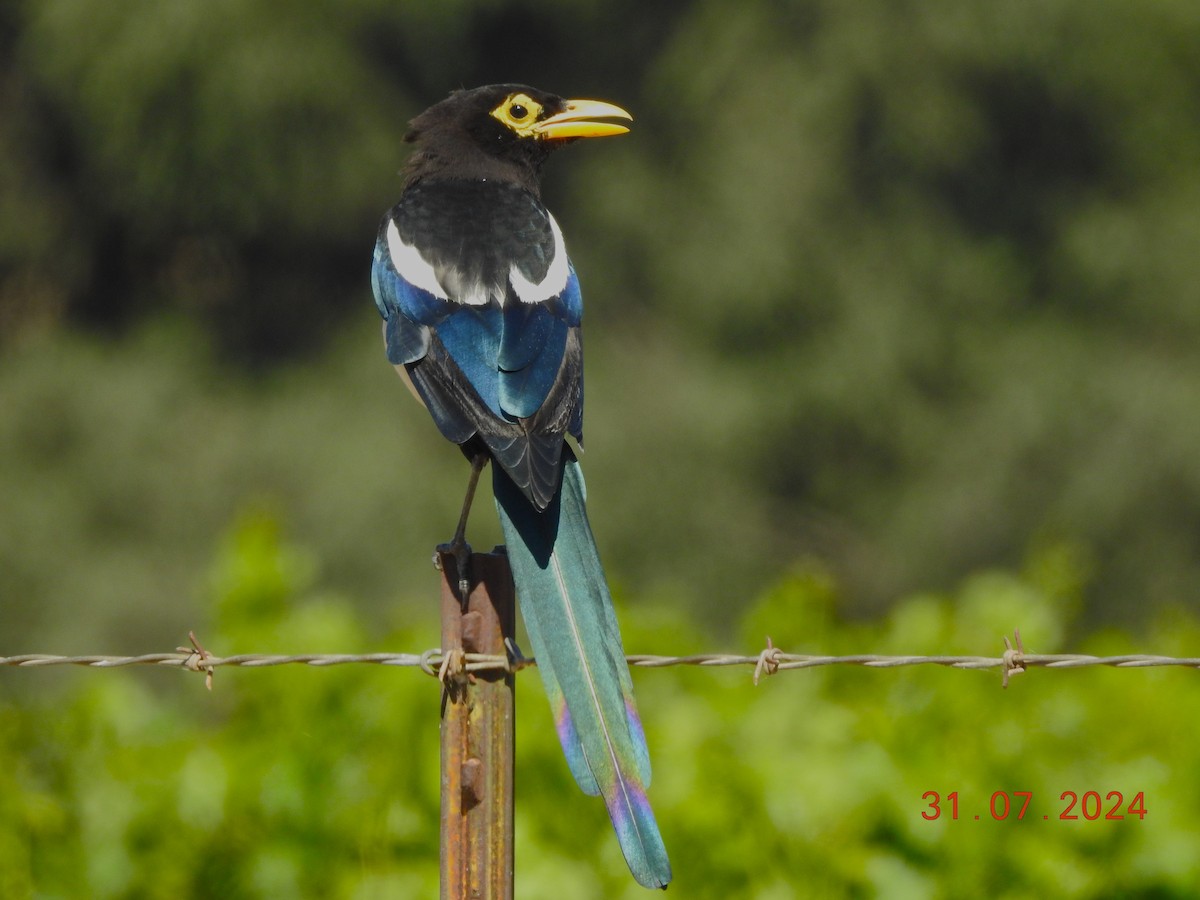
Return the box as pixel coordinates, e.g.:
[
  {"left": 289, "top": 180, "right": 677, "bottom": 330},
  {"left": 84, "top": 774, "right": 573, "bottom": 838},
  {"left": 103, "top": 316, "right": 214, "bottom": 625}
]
[{"left": 493, "top": 446, "right": 671, "bottom": 890}]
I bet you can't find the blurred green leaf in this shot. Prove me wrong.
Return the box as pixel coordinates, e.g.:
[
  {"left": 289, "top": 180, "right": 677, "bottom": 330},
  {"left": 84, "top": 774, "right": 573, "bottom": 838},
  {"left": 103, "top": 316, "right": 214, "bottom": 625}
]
[{"left": 4, "top": 543, "right": 1199, "bottom": 895}]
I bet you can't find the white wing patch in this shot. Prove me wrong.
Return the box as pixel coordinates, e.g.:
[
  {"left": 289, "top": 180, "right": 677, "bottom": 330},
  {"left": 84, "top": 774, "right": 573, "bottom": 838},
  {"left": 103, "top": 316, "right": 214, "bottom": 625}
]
[
  {"left": 509, "top": 212, "right": 570, "bottom": 305},
  {"left": 387, "top": 219, "right": 499, "bottom": 307},
  {"left": 389, "top": 213, "right": 567, "bottom": 308},
  {"left": 386, "top": 220, "right": 448, "bottom": 300}
]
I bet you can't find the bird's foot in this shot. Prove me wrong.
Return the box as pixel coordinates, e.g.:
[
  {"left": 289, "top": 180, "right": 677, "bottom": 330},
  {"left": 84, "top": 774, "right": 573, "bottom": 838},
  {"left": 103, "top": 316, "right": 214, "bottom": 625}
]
[{"left": 434, "top": 538, "right": 473, "bottom": 605}]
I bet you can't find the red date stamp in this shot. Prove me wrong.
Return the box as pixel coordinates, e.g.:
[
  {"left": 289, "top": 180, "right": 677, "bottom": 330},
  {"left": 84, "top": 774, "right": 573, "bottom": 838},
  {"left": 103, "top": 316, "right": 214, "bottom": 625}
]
[{"left": 922, "top": 790, "right": 1147, "bottom": 821}]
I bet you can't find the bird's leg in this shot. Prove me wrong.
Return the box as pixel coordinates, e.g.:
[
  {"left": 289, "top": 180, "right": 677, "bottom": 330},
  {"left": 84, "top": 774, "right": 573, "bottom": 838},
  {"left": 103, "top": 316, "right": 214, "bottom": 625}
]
[{"left": 437, "top": 453, "right": 488, "bottom": 605}]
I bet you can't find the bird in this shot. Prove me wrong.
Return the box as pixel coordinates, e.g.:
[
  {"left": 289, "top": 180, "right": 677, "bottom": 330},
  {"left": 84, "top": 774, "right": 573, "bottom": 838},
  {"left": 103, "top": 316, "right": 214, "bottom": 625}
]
[{"left": 370, "top": 85, "right": 672, "bottom": 890}]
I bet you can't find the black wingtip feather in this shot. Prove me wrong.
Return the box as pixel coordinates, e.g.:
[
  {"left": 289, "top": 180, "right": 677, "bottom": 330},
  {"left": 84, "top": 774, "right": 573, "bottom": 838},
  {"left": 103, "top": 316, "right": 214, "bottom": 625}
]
[{"left": 485, "top": 429, "right": 563, "bottom": 511}]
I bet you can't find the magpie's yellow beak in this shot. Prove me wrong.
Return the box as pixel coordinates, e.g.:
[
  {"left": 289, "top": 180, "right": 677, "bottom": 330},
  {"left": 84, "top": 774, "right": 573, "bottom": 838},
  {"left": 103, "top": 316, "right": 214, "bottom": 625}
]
[{"left": 533, "top": 99, "right": 632, "bottom": 140}]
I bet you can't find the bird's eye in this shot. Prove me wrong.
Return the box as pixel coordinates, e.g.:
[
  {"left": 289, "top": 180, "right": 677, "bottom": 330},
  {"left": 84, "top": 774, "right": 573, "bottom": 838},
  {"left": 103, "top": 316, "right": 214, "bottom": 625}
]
[{"left": 490, "top": 93, "right": 543, "bottom": 134}]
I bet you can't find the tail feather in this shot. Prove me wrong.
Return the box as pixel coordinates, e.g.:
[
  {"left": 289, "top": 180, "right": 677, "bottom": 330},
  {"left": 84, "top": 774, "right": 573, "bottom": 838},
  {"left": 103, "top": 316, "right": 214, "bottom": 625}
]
[
  {"left": 494, "top": 447, "right": 671, "bottom": 890},
  {"left": 513, "top": 581, "right": 601, "bottom": 795}
]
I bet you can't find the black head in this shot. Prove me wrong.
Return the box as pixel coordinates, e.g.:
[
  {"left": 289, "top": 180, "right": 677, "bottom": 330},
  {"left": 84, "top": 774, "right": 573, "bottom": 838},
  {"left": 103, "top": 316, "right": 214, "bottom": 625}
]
[{"left": 401, "top": 84, "right": 631, "bottom": 192}]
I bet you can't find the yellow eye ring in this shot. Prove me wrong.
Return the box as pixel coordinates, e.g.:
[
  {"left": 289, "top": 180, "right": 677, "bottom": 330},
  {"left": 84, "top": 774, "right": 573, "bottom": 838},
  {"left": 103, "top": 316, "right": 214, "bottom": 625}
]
[{"left": 490, "top": 92, "right": 544, "bottom": 137}]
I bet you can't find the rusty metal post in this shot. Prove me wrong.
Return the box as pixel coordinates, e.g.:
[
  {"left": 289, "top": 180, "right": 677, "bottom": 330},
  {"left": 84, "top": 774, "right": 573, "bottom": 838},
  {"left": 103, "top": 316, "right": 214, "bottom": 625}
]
[{"left": 438, "top": 549, "right": 515, "bottom": 900}]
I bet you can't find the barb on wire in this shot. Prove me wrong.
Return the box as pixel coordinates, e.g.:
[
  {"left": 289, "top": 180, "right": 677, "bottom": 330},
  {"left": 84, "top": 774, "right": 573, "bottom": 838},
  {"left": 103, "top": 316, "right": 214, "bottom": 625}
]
[
  {"left": 3, "top": 629, "right": 1200, "bottom": 688},
  {"left": 753, "top": 636, "right": 781, "bottom": 686},
  {"left": 178, "top": 630, "right": 215, "bottom": 691},
  {"left": 1002, "top": 628, "right": 1026, "bottom": 688}
]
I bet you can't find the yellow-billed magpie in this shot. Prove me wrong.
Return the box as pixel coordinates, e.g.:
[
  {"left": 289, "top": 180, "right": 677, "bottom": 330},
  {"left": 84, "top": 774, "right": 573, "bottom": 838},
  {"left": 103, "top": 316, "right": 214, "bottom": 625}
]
[{"left": 371, "top": 85, "right": 671, "bottom": 890}]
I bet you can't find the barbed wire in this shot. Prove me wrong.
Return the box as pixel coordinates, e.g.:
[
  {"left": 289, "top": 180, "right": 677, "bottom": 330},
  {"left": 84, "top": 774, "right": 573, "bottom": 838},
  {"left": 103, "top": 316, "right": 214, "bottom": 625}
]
[{"left": 2, "top": 630, "right": 1199, "bottom": 689}]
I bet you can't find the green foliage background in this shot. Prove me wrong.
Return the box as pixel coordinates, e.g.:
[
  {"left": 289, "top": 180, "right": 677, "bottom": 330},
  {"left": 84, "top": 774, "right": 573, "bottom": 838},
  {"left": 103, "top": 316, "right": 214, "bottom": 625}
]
[
  {"left": 4, "top": 521, "right": 1200, "bottom": 897},
  {"left": 3, "top": 0, "right": 1200, "bottom": 894}
]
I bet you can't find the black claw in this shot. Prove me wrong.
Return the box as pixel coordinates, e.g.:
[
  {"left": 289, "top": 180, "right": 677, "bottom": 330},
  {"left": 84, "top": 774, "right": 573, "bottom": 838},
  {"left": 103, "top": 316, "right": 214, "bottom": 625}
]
[{"left": 436, "top": 538, "right": 473, "bottom": 607}]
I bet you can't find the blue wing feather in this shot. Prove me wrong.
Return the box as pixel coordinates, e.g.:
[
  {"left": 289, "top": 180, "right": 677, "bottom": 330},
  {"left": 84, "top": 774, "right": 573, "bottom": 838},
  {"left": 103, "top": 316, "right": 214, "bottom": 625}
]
[
  {"left": 436, "top": 307, "right": 505, "bottom": 419},
  {"left": 373, "top": 237, "right": 442, "bottom": 366},
  {"left": 382, "top": 311, "right": 429, "bottom": 366},
  {"left": 559, "top": 267, "right": 583, "bottom": 326},
  {"left": 372, "top": 238, "right": 451, "bottom": 327},
  {"left": 499, "top": 302, "right": 569, "bottom": 418},
  {"left": 373, "top": 229, "right": 583, "bottom": 426},
  {"left": 560, "top": 269, "right": 585, "bottom": 441}
]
